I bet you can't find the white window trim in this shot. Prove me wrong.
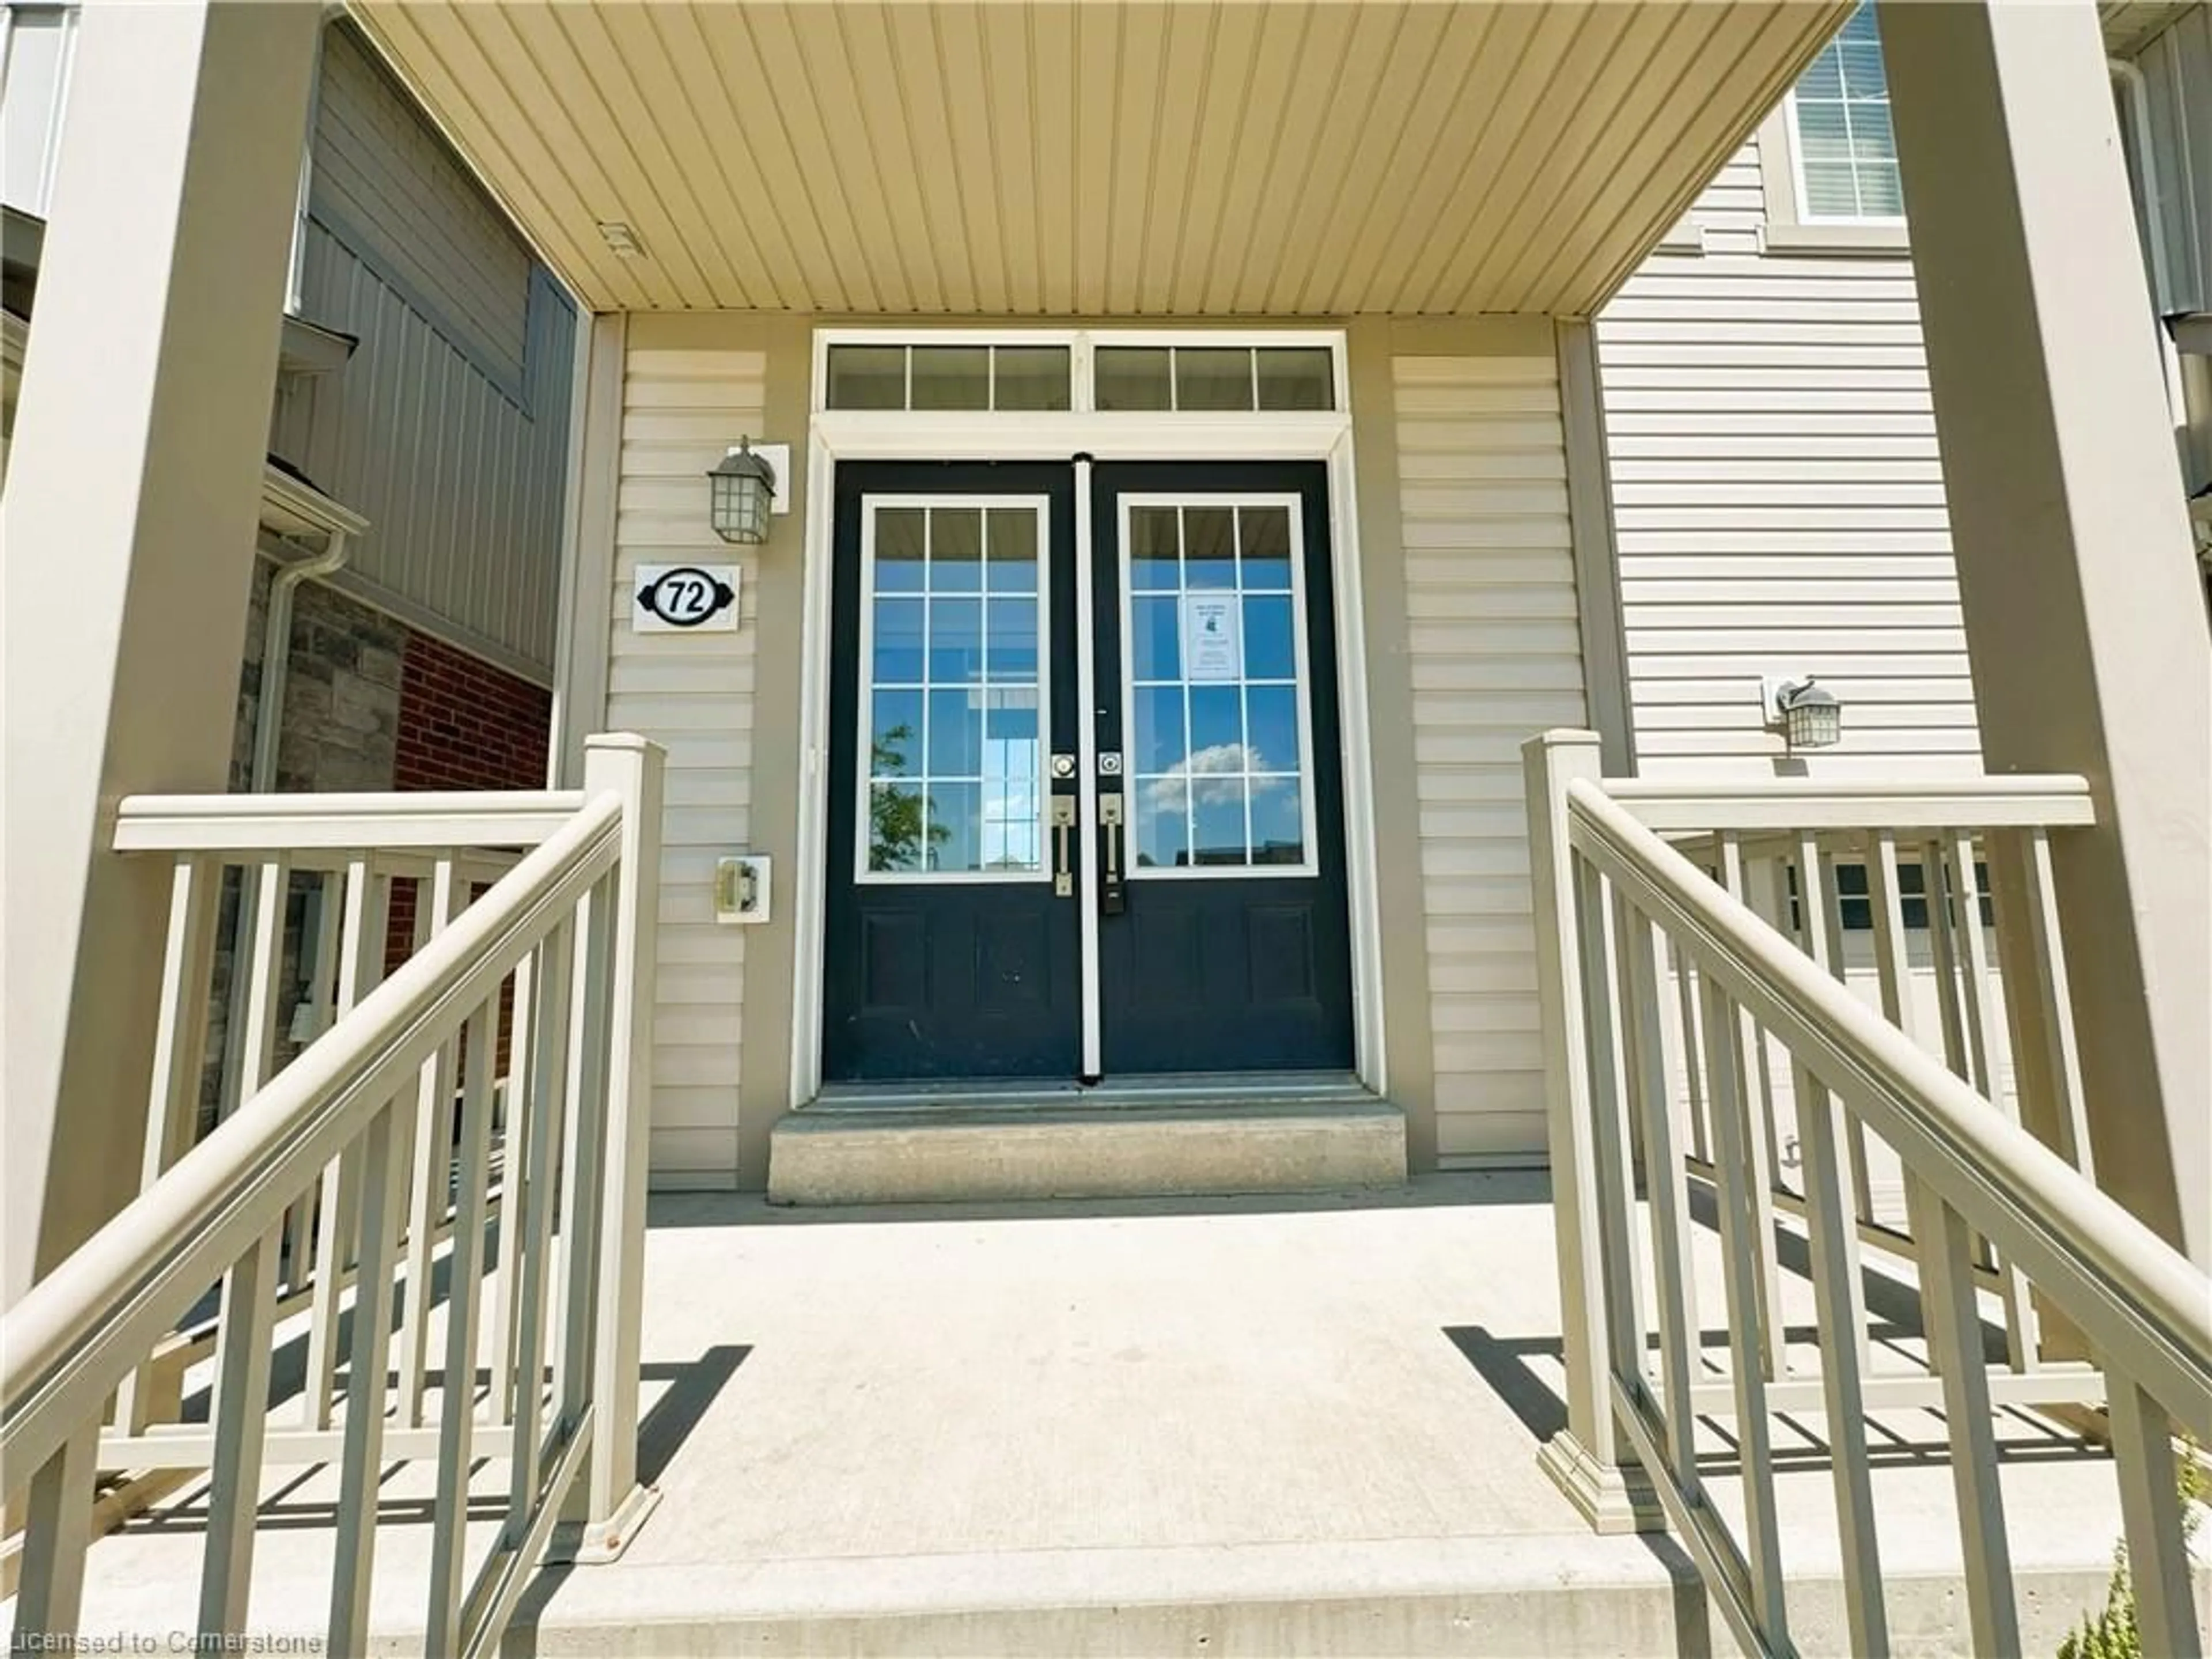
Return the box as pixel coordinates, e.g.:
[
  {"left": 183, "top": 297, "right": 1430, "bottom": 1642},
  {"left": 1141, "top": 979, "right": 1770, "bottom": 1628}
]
[{"left": 1756, "top": 98, "right": 1910, "bottom": 256}]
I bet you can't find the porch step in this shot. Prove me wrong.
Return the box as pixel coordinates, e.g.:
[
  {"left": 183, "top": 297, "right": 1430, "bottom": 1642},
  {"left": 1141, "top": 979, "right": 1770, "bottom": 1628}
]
[
  {"left": 509, "top": 1540, "right": 2137, "bottom": 1657},
  {"left": 766, "top": 1092, "right": 1407, "bottom": 1204}
]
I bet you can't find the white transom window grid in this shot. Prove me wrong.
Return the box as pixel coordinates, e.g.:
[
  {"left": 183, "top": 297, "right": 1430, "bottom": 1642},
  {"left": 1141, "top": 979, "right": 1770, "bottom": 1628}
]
[{"left": 813, "top": 329, "right": 1349, "bottom": 418}]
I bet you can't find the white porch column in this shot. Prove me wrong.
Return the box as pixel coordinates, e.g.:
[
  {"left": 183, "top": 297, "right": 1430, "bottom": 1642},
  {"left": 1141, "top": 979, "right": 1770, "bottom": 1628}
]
[
  {"left": 1, "top": 1, "right": 322, "bottom": 1302},
  {"left": 1877, "top": 0, "right": 2212, "bottom": 1267}
]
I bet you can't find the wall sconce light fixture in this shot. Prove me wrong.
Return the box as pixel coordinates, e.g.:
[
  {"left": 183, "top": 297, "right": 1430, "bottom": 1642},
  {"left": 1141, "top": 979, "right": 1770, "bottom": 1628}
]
[
  {"left": 706, "top": 438, "right": 778, "bottom": 545},
  {"left": 1761, "top": 674, "right": 1843, "bottom": 751}
]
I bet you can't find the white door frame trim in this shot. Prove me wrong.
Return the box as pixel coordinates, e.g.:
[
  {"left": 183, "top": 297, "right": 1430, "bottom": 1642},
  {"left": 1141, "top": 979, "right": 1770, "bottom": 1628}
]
[{"left": 787, "top": 336, "right": 1386, "bottom": 1108}]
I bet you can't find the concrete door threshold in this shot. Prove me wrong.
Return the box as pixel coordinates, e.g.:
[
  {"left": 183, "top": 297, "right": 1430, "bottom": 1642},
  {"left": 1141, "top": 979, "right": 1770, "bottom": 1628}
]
[{"left": 767, "top": 1084, "right": 1405, "bottom": 1205}]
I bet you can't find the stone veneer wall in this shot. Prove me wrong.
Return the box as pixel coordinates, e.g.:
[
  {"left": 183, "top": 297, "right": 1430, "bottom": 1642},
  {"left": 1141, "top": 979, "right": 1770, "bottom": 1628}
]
[{"left": 199, "top": 557, "right": 550, "bottom": 1130}]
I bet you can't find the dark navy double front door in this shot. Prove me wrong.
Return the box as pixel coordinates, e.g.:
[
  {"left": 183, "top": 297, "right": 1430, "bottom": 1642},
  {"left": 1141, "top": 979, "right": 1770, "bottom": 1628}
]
[{"left": 821, "top": 460, "right": 1354, "bottom": 1084}]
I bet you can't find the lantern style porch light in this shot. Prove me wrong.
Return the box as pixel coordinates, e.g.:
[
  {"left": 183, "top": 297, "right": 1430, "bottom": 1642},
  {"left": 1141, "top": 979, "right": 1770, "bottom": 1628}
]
[
  {"left": 1772, "top": 676, "right": 1843, "bottom": 750},
  {"left": 707, "top": 438, "right": 777, "bottom": 544}
]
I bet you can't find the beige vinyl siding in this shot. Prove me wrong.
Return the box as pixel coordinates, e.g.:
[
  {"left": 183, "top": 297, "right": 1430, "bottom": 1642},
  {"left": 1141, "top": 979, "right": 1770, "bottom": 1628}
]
[
  {"left": 1396, "top": 354, "right": 1586, "bottom": 1164},
  {"left": 314, "top": 23, "right": 533, "bottom": 384},
  {"left": 1599, "top": 144, "right": 1984, "bottom": 780},
  {"left": 607, "top": 344, "right": 767, "bottom": 1183},
  {"left": 274, "top": 19, "right": 578, "bottom": 679},
  {"left": 276, "top": 225, "right": 575, "bottom": 677}
]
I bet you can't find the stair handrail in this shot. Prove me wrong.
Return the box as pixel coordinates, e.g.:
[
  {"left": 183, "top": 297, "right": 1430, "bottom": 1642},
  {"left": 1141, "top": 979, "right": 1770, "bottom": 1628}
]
[
  {"left": 1526, "top": 729, "right": 2211, "bottom": 1659},
  {"left": 1570, "top": 774, "right": 2212, "bottom": 1416},
  {"left": 5, "top": 734, "right": 665, "bottom": 1657},
  {"left": 0, "top": 791, "right": 620, "bottom": 1468}
]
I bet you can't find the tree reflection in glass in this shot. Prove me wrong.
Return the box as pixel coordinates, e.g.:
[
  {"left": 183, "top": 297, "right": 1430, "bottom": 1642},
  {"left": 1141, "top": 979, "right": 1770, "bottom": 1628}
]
[{"left": 868, "top": 724, "right": 946, "bottom": 872}]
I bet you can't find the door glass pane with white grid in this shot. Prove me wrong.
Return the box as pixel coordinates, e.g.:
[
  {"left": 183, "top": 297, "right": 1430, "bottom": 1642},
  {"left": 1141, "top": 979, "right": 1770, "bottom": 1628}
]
[
  {"left": 1123, "top": 502, "right": 1315, "bottom": 875},
  {"left": 859, "top": 501, "right": 1049, "bottom": 878}
]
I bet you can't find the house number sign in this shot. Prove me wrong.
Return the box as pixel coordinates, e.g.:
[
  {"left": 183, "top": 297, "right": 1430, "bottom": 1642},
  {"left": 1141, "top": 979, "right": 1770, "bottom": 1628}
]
[{"left": 634, "top": 563, "right": 740, "bottom": 632}]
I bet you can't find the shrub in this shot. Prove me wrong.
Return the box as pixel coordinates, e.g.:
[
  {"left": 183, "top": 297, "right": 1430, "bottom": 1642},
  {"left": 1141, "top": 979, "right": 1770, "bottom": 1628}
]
[{"left": 2056, "top": 1433, "right": 2207, "bottom": 1659}]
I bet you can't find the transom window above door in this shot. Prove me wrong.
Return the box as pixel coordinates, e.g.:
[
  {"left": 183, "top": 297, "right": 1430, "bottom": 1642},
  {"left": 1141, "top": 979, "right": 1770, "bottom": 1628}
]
[{"left": 816, "top": 331, "right": 1344, "bottom": 415}]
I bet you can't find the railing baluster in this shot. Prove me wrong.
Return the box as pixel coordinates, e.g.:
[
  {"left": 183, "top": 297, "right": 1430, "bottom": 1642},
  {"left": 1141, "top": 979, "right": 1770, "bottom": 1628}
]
[
  {"left": 1697, "top": 974, "right": 1791, "bottom": 1646},
  {"left": 197, "top": 1228, "right": 281, "bottom": 1638},
  {"left": 1577, "top": 863, "right": 1645, "bottom": 1396},
  {"left": 507, "top": 922, "right": 574, "bottom": 1527},
  {"left": 1911, "top": 1176, "right": 2021, "bottom": 1658},
  {"left": 329, "top": 1102, "right": 404, "bottom": 1659},
  {"left": 1812, "top": 843, "right": 1876, "bottom": 1225},
  {"left": 426, "top": 997, "right": 499, "bottom": 1656},
  {"left": 1864, "top": 832, "right": 1917, "bottom": 1232},
  {"left": 1657, "top": 934, "right": 1704, "bottom": 1388},
  {"left": 488, "top": 945, "right": 536, "bottom": 1430},
  {"left": 1625, "top": 910, "right": 1702, "bottom": 1490},
  {"left": 1717, "top": 834, "right": 1789, "bottom": 1382},
  {"left": 281, "top": 870, "right": 349, "bottom": 1294},
  {"left": 13, "top": 1419, "right": 100, "bottom": 1639},
  {"left": 305, "top": 858, "right": 389, "bottom": 1430},
  {"left": 2018, "top": 827, "right": 2095, "bottom": 1180},
  {"left": 555, "top": 878, "right": 615, "bottom": 1430},
  {"left": 1945, "top": 835, "right": 2003, "bottom": 1097},
  {"left": 118, "top": 853, "right": 219, "bottom": 1434},
  {"left": 1793, "top": 837, "right": 1872, "bottom": 1381},
  {"left": 144, "top": 854, "right": 221, "bottom": 1176},
  {"left": 396, "top": 854, "right": 463, "bottom": 1427},
  {"left": 1941, "top": 834, "right": 2037, "bottom": 1370},
  {"left": 1922, "top": 838, "right": 1972, "bottom": 1084},
  {"left": 1793, "top": 839, "right": 1889, "bottom": 1656},
  {"left": 1673, "top": 934, "right": 1711, "bottom": 1167},
  {"left": 2107, "top": 1378, "right": 2202, "bottom": 1659},
  {"left": 237, "top": 855, "right": 292, "bottom": 1107}
]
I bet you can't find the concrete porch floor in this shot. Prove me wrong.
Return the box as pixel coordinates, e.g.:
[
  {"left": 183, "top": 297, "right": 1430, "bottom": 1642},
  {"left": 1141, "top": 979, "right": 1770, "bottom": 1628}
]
[{"left": 21, "top": 1173, "right": 2192, "bottom": 1657}]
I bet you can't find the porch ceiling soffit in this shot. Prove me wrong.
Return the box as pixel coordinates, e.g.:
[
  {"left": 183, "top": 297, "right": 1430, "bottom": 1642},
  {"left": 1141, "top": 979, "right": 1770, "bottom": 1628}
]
[{"left": 352, "top": 1, "right": 1849, "bottom": 318}]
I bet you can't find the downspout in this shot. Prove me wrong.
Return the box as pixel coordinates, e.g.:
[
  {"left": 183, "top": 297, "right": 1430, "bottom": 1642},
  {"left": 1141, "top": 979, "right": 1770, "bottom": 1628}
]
[
  {"left": 253, "top": 533, "right": 353, "bottom": 790},
  {"left": 2110, "top": 56, "right": 2190, "bottom": 422},
  {"left": 217, "top": 532, "right": 353, "bottom": 1118}
]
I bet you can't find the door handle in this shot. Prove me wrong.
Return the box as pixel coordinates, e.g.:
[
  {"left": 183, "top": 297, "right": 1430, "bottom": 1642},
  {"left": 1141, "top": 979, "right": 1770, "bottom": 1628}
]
[
  {"left": 1099, "top": 791, "right": 1126, "bottom": 916},
  {"left": 1050, "top": 796, "right": 1076, "bottom": 897}
]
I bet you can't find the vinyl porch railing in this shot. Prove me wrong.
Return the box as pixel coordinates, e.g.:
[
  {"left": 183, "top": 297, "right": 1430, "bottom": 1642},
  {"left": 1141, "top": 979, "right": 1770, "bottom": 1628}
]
[
  {"left": 1526, "top": 729, "right": 2212, "bottom": 1658},
  {"left": 2, "top": 734, "right": 664, "bottom": 1657}
]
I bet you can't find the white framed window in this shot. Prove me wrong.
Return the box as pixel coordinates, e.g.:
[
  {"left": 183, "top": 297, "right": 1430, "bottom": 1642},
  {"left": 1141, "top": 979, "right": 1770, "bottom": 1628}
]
[
  {"left": 813, "top": 328, "right": 1348, "bottom": 418},
  {"left": 1786, "top": 3, "right": 1903, "bottom": 223},
  {"left": 1757, "top": 3, "right": 1908, "bottom": 253}
]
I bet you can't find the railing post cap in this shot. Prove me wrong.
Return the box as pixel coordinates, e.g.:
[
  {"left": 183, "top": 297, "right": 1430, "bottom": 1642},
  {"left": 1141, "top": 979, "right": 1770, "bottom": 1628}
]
[
  {"left": 1525, "top": 729, "right": 1605, "bottom": 761},
  {"left": 584, "top": 732, "right": 661, "bottom": 756}
]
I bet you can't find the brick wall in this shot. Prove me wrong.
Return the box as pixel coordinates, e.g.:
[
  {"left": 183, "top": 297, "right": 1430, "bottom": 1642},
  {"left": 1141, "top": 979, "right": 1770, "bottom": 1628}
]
[
  {"left": 385, "top": 634, "right": 553, "bottom": 1056},
  {"left": 392, "top": 630, "right": 552, "bottom": 793}
]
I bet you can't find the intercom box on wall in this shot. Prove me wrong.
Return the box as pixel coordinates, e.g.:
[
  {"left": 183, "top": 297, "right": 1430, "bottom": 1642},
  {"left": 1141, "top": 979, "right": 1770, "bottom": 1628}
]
[{"left": 714, "top": 854, "right": 772, "bottom": 925}]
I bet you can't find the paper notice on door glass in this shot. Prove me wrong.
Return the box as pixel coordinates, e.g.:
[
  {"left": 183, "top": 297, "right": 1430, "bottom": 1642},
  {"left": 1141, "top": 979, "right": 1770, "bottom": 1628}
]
[{"left": 1180, "top": 594, "right": 1243, "bottom": 683}]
